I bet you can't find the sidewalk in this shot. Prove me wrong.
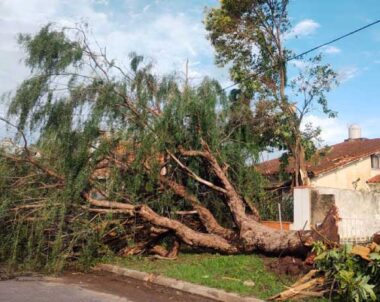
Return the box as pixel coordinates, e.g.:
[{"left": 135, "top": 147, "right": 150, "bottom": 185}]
[{"left": 96, "top": 264, "right": 265, "bottom": 302}]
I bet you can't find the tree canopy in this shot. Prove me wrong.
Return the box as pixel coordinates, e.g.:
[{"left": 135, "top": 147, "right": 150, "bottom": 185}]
[{"left": 205, "top": 0, "right": 338, "bottom": 185}]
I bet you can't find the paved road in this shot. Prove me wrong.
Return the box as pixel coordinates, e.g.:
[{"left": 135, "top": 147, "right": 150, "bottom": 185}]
[
  {"left": 0, "top": 271, "right": 215, "bottom": 302},
  {"left": 0, "top": 280, "right": 131, "bottom": 302}
]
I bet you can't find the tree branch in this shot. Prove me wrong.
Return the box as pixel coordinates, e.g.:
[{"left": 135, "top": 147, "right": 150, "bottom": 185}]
[
  {"left": 82, "top": 189, "right": 238, "bottom": 254},
  {"left": 160, "top": 176, "right": 235, "bottom": 239},
  {"left": 166, "top": 149, "right": 227, "bottom": 194},
  {"left": 82, "top": 192, "right": 134, "bottom": 215},
  {"left": 137, "top": 204, "right": 238, "bottom": 254}
]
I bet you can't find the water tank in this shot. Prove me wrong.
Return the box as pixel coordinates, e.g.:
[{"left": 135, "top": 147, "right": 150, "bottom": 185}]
[{"left": 348, "top": 124, "right": 361, "bottom": 140}]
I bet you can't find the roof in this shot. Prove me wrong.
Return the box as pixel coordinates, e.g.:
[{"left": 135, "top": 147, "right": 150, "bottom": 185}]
[
  {"left": 257, "top": 138, "right": 380, "bottom": 178},
  {"left": 367, "top": 174, "right": 380, "bottom": 184}
]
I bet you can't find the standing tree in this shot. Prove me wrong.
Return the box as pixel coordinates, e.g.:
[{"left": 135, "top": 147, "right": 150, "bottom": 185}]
[
  {"left": 0, "top": 24, "right": 339, "bottom": 269},
  {"left": 205, "top": 0, "right": 338, "bottom": 186}
]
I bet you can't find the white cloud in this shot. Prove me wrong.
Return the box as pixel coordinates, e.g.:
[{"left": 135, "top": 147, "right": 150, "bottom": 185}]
[
  {"left": 302, "top": 115, "right": 348, "bottom": 145},
  {"left": 337, "top": 66, "right": 359, "bottom": 83},
  {"left": 0, "top": 0, "right": 232, "bottom": 139},
  {"left": 322, "top": 45, "right": 341, "bottom": 54},
  {"left": 285, "top": 19, "right": 320, "bottom": 39},
  {"left": 262, "top": 116, "right": 352, "bottom": 161},
  {"left": 0, "top": 0, "right": 113, "bottom": 129},
  {"left": 142, "top": 4, "right": 151, "bottom": 12},
  {"left": 259, "top": 150, "right": 284, "bottom": 162},
  {"left": 302, "top": 115, "right": 380, "bottom": 147},
  {"left": 260, "top": 114, "right": 364, "bottom": 157},
  {"left": 0, "top": 0, "right": 225, "bottom": 92},
  {"left": 95, "top": 12, "right": 220, "bottom": 81},
  {"left": 0, "top": 0, "right": 112, "bottom": 89},
  {"left": 92, "top": 0, "right": 109, "bottom": 5}
]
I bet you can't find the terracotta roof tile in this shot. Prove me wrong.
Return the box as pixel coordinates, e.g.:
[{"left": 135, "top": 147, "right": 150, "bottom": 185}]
[
  {"left": 257, "top": 138, "right": 380, "bottom": 177},
  {"left": 367, "top": 174, "right": 380, "bottom": 184}
]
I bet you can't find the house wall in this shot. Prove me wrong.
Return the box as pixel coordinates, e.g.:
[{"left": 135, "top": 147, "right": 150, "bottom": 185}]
[
  {"left": 293, "top": 187, "right": 380, "bottom": 243},
  {"left": 311, "top": 157, "right": 375, "bottom": 191}
]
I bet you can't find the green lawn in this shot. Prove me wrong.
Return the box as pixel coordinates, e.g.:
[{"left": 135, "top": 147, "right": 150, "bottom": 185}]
[{"left": 101, "top": 253, "right": 298, "bottom": 300}]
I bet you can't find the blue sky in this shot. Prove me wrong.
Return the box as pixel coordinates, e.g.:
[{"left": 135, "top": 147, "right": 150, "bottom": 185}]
[
  {"left": 287, "top": 0, "right": 380, "bottom": 142},
  {"left": 0, "top": 0, "right": 379, "bottom": 144}
]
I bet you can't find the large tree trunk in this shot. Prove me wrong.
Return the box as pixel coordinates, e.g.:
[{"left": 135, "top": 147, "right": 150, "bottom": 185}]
[
  {"left": 84, "top": 191, "right": 339, "bottom": 256},
  {"left": 291, "top": 140, "right": 311, "bottom": 187},
  {"left": 82, "top": 140, "right": 339, "bottom": 257}
]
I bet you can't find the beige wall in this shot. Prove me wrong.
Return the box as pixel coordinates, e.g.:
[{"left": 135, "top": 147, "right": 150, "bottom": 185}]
[{"left": 311, "top": 157, "right": 379, "bottom": 191}]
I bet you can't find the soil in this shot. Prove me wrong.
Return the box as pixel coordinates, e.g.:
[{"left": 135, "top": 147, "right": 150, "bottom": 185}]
[{"left": 265, "top": 256, "right": 312, "bottom": 277}]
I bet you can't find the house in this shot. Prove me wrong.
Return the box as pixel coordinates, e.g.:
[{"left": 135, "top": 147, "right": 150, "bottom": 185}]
[
  {"left": 257, "top": 125, "right": 380, "bottom": 192},
  {"left": 257, "top": 125, "right": 380, "bottom": 242}
]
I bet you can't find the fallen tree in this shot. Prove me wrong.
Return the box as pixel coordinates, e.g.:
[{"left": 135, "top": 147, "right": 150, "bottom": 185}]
[{"left": 0, "top": 25, "right": 339, "bottom": 269}]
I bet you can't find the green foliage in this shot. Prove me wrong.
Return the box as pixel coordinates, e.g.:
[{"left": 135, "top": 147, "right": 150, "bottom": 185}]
[
  {"left": 313, "top": 243, "right": 380, "bottom": 301},
  {"left": 205, "top": 0, "right": 290, "bottom": 97},
  {"left": 289, "top": 55, "right": 338, "bottom": 119},
  {"left": 0, "top": 24, "right": 272, "bottom": 270},
  {"left": 205, "top": 0, "right": 339, "bottom": 183},
  {"left": 17, "top": 24, "right": 83, "bottom": 73}
]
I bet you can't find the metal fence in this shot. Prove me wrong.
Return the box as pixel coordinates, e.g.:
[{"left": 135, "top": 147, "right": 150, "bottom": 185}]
[{"left": 339, "top": 217, "right": 373, "bottom": 244}]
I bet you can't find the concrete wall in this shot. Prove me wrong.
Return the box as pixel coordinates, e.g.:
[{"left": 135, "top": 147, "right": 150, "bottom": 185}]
[
  {"left": 310, "top": 191, "right": 334, "bottom": 227},
  {"left": 293, "top": 187, "right": 380, "bottom": 243},
  {"left": 311, "top": 157, "right": 374, "bottom": 191},
  {"left": 317, "top": 187, "right": 380, "bottom": 242},
  {"left": 368, "top": 183, "right": 380, "bottom": 193}
]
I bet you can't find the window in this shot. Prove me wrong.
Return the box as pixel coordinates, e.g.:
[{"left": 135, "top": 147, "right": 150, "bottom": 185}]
[{"left": 371, "top": 155, "right": 380, "bottom": 169}]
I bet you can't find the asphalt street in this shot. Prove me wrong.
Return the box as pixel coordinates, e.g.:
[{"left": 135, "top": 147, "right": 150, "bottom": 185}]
[{"left": 0, "top": 271, "right": 215, "bottom": 302}]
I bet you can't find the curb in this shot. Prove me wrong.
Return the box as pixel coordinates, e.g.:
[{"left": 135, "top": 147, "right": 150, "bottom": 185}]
[{"left": 95, "top": 264, "right": 265, "bottom": 302}]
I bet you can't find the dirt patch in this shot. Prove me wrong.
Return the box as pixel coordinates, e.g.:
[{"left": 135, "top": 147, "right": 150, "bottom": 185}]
[{"left": 266, "top": 256, "right": 312, "bottom": 277}]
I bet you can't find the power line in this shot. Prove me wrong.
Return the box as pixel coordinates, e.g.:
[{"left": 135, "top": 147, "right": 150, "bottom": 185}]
[
  {"left": 221, "top": 18, "right": 380, "bottom": 92},
  {"left": 290, "top": 19, "right": 380, "bottom": 60}
]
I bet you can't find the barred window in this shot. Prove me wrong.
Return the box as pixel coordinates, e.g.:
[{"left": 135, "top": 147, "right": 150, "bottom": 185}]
[{"left": 371, "top": 155, "right": 380, "bottom": 169}]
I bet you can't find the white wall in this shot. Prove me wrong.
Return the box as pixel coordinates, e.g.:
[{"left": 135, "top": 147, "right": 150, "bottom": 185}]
[
  {"left": 293, "top": 187, "right": 380, "bottom": 243},
  {"left": 292, "top": 187, "right": 311, "bottom": 230},
  {"left": 317, "top": 187, "right": 380, "bottom": 242}
]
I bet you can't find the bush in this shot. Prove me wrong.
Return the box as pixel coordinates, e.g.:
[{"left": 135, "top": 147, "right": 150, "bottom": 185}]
[{"left": 313, "top": 242, "right": 380, "bottom": 301}]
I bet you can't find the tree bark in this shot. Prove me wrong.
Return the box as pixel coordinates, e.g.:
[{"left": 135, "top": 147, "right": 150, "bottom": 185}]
[
  {"left": 83, "top": 188, "right": 339, "bottom": 256},
  {"left": 136, "top": 205, "right": 239, "bottom": 253},
  {"left": 159, "top": 176, "right": 235, "bottom": 239}
]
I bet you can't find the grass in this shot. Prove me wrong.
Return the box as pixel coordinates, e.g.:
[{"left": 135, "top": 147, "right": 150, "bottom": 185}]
[{"left": 101, "top": 252, "right": 297, "bottom": 300}]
